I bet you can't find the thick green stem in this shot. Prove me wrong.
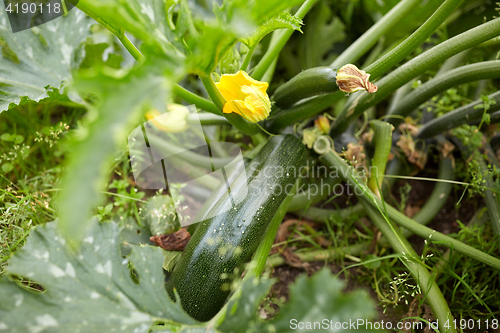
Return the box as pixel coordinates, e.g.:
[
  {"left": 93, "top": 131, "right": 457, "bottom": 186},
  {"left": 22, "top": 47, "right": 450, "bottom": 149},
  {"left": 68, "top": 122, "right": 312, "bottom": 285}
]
[
  {"left": 363, "top": 0, "right": 464, "bottom": 79},
  {"left": 76, "top": 3, "right": 146, "bottom": 63},
  {"left": 320, "top": 150, "right": 500, "bottom": 270},
  {"left": 331, "top": 0, "right": 424, "bottom": 69},
  {"left": 417, "top": 90, "right": 500, "bottom": 139},
  {"left": 469, "top": 151, "right": 500, "bottom": 239},
  {"left": 300, "top": 203, "right": 366, "bottom": 223},
  {"left": 435, "top": 49, "right": 470, "bottom": 78},
  {"left": 266, "top": 242, "right": 369, "bottom": 267},
  {"left": 240, "top": 46, "right": 255, "bottom": 72},
  {"left": 261, "top": 56, "right": 278, "bottom": 84},
  {"left": 331, "top": 17, "right": 500, "bottom": 137},
  {"left": 410, "top": 157, "right": 454, "bottom": 230},
  {"left": 265, "top": 0, "right": 464, "bottom": 132},
  {"left": 187, "top": 113, "right": 230, "bottom": 126},
  {"left": 265, "top": 92, "right": 343, "bottom": 132},
  {"left": 146, "top": 134, "right": 235, "bottom": 169},
  {"left": 173, "top": 85, "right": 221, "bottom": 115},
  {"left": 200, "top": 75, "right": 261, "bottom": 135},
  {"left": 363, "top": 204, "right": 455, "bottom": 333},
  {"left": 288, "top": 176, "right": 342, "bottom": 212},
  {"left": 367, "top": 120, "right": 393, "bottom": 197},
  {"left": 251, "top": 0, "right": 318, "bottom": 80},
  {"left": 119, "top": 34, "right": 144, "bottom": 62},
  {"left": 200, "top": 75, "right": 226, "bottom": 111},
  {"left": 168, "top": 156, "right": 220, "bottom": 190},
  {"left": 388, "top": 61, "right": 500, "bottom": 126}
]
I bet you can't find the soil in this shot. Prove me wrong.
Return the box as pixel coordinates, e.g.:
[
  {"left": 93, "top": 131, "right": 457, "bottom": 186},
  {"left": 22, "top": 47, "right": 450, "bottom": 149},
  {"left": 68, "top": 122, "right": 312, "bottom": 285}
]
[{"left": 267, "top": 165, "right": 484, "bottom": 329}]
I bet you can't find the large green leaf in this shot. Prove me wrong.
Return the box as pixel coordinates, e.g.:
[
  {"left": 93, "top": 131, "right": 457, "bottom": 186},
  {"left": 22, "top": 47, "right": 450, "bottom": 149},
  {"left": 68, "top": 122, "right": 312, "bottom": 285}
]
[
  {"left": 298, "top": 3, "right": 345, "bottom": 69},
  {"left": 56, "top": 51, "right": 183, "bottom": 246},
  {"left": 0, "top": 220, "right": 379, "bottom": 332},
  {"left": 217, "top": 277, "right": 274, "bottom": 333},
  {"left": 77, "top": 0, "right": 184, "bottom": 55},
  {"left": 239, "top": 12, "right": 303, "bottom": 50},
  {"left": 261, "top": 268, "right": 377, "bottom": 333},
  {"left": 0, "top": 220, "right": 196, "bottom": 332},
  {"left": 76, "top": 0, "right": 304, "bottom": 74},
  {"left": 0, "top": 7, "right": 94, "bottom": 112}
]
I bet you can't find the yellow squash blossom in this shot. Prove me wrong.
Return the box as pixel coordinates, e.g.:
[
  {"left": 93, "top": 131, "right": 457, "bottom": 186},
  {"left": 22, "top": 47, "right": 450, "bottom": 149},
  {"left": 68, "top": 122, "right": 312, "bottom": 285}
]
[
  {"left": 215, "top": 71, "right": 272, "bottom": 123},
  {"left": 146, "top": 104, "right": 189, "bottom": 133}
]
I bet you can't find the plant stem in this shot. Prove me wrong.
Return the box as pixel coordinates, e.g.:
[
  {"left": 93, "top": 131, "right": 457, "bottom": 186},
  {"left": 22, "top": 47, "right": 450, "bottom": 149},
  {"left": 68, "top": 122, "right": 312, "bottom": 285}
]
[
  {"left": 200, "top": 75, "right": 226, "bottom": 111},
  {"left": 363, "top": 0, "right": 464, "bottom": 79},
  {"left": 251, "top": 0, "right": 318, "bottom": 80},
  {"left": 261, "top": 56, "right": 278, "bottom": 84},
  {"left": 467, "top": 150, "right": 500, "bottom": 239},
  {"left": 187, "top": 113, "right": 230, "bottom": 126},
  {"left": 240, "top": 46, "right": 255, "bottom": 72},
  {"left": 211, "top": 180, "right": 299, "bottom": 326},
  {"left": 266, "top": 242, "right": 369, "bottom": 267},
  {"left": 388, "top": 61, "right": 500, "bottom": 127},
  {"left": 331, "top": 0, "right": 423, "bottom": 69},
  {"left": 265, "top": 92, "right": 343, "bottom": 132},
  {"left": 119, "top": 34, "right": 144, "bottom": 62},
  {"left": 265, "top": 0, "right": 464, "bottom": 132},
  {"left": 300, "top": 203, "right": 366, "bottom": 223},
  {"left": 320, "top": 150, "right": 500, "bottom": 270},
  {"left": 172, "top": 85, "right": 221, "bottom": 115},
  {"left": 76, "top": 3, "right": 146, "bottom": 63},
  {"left": 435, "top": 49, "right": 470, "bottom": 77},
  {"left": 367, "top": 120, "right": 393, "bottom": 197},
  {"left": 77, "top": 3, "right": 226, "bottom": 123},
  {"left": 168, "top": 156, "right": 220, "bottom": 190},
  {"left": 146, "top": 134, "right": 235, "bottom": 169},
  {"left": 200, "top": 75, "right": 261, "bottom": 135},
  {"left": 363, "top": 204, "right": 456, "bottom": 333},
  {"left": 417, "top": 90, "right": 500, "bottom": 139},
  {"left": 331, "top": 17, "right": 500, "bottom": 137},
  {"left": 410, "top": 156, "right": 454, "bottom": 231},
  {"left": 288, "top": 176, "right": 341, "bottom": 212}
]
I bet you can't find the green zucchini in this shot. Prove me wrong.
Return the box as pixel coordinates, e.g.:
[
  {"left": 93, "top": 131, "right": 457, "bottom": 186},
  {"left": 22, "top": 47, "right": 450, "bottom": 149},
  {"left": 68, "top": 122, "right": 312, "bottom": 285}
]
[
  {"left": 168, "top": 135, "right": 306, "bottom": 321},
  {"left": 272, "top": 66, "right": 338, "bottom": 108}
]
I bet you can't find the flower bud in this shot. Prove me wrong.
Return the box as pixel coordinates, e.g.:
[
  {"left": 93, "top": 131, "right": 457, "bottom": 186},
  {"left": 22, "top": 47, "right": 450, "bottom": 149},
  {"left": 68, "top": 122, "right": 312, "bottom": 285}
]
[
  {"left": 314, "top": 115, "right": 331, "bottom": 134},
  {"left": 336, "top": 64, "right": 378, "bottom": 94}
]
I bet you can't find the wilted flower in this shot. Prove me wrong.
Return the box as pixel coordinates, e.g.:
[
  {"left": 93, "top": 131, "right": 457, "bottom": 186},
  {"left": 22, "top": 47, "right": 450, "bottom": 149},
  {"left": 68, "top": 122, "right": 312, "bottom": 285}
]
[
  {"left": 146, "top": 104, "right": 189, "bottom": 132},
  {"left": 215, "top": 71, "right": 271, "bottom": 123},
  {"left": 336, "top": 64, "right": 378, "bottom": 94},
  {"left": 314, "top": 115, "right": 331, "bottom": 134}
]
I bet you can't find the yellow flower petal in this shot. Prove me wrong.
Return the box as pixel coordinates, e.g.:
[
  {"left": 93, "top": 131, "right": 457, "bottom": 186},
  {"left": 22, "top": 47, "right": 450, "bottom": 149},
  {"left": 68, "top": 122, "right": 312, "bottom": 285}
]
[
  {"left": 146, "top": 106, "right": 189, "bottom": 132},
  {"left": 242, "top": 85, "right": 271, "bottom": 120},
  {"left": 216, "top": 71, "right": 272, "bottom": 123}
]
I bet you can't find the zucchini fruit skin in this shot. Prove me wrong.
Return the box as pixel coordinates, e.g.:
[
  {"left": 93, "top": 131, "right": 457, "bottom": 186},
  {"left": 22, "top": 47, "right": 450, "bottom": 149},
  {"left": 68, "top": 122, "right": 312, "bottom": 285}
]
[
  {"left": 168, "top": 135, "right": 305, "bottom": 321},
  {"left": 272, "top": 66, "right": 338, "bottom": 108}
]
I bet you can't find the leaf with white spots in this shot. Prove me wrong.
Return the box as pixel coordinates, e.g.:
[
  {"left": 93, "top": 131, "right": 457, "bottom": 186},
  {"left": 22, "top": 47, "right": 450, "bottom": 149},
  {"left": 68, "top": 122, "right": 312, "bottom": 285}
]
[
  {"left": 257, "top": 268, "right": 378, "bottom": 333},
  {"left": 56, "top": 50, "right": 183, "bottom": 246},
  {"left": 0, "top": 220, "right": 197, "bottom": 333},
  {"left": 0, "top": 7, "right": 94, "bottom": 112},
  {"left": 75, "top": 0, "right": 304, "bottom": 74}
]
